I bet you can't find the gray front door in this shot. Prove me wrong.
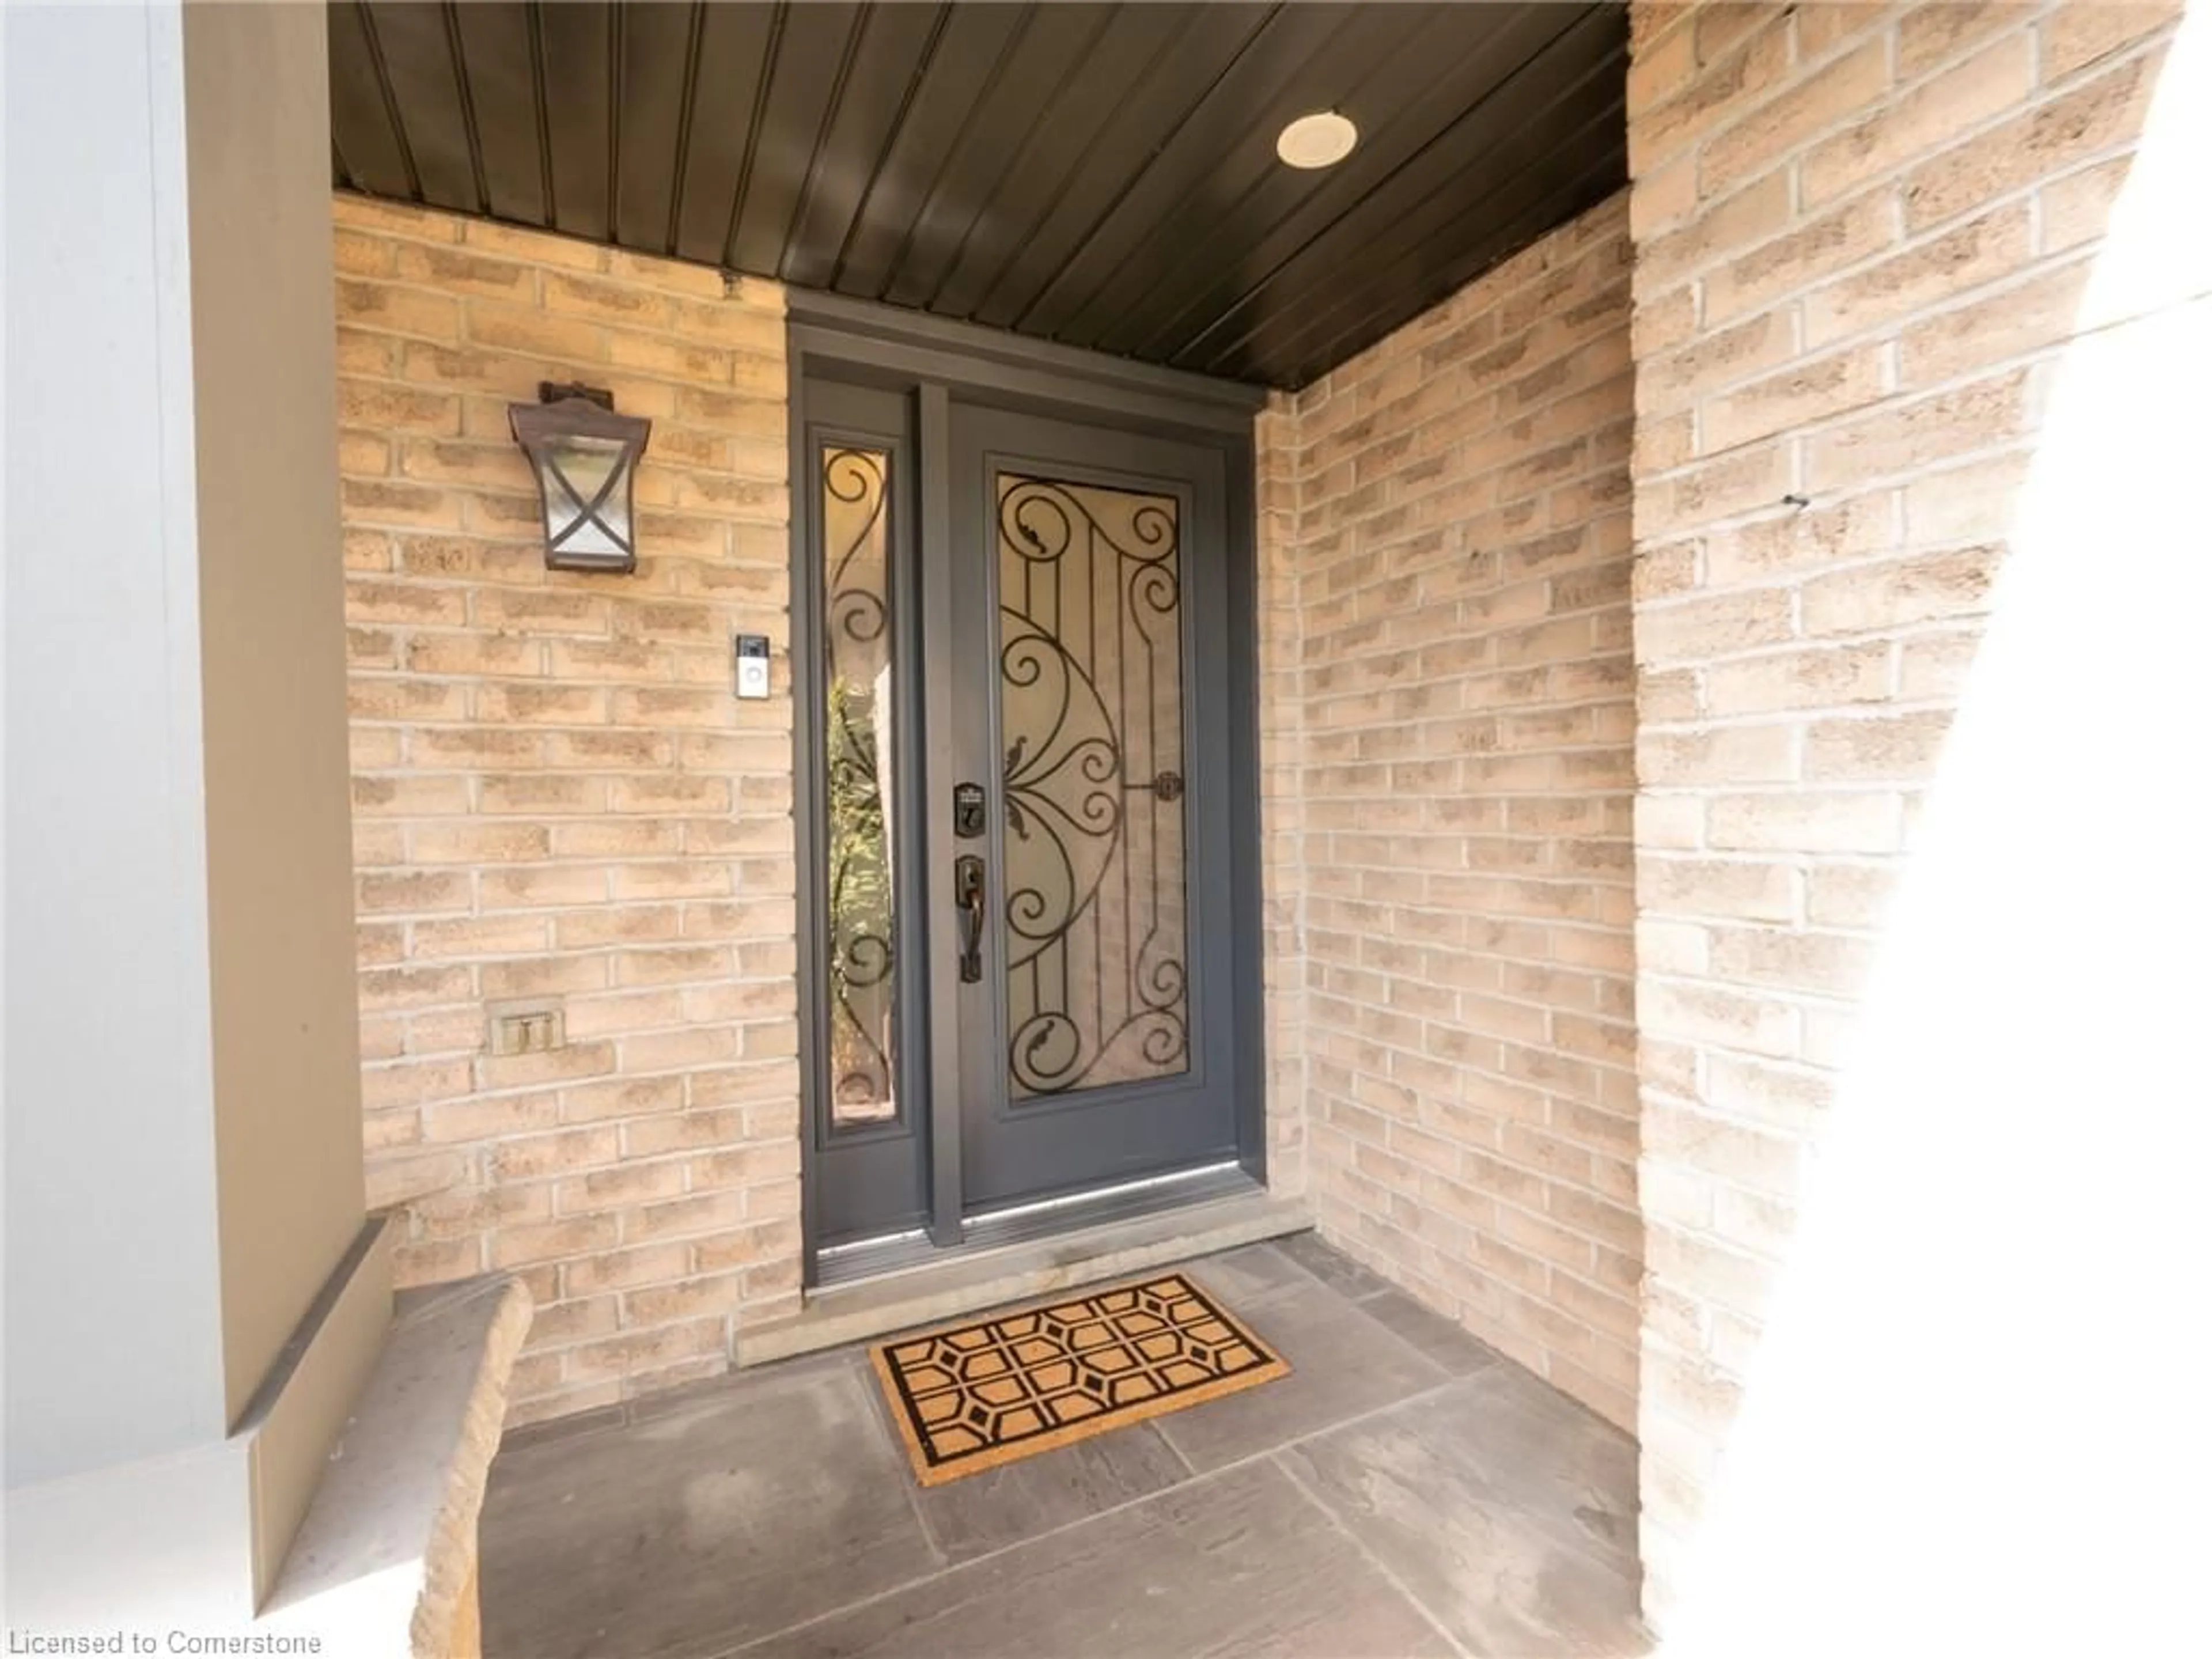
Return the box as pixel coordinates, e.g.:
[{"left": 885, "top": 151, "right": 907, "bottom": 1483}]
[
  {"left": 798, "top": 369, "right": 1254, "bottom": 1262},
  {"left": 947, "top": 408, "right": 1241, "bottom": 1213}
]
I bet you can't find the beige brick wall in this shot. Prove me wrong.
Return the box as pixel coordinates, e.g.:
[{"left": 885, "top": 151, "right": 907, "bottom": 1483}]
[
  {"left": 1627, "top": 0, "right": 2185, "bottom": 1628},
  {"left": 1255, "top": 395, "right": 1311, "bottom": 1199},
  {"left": 1258, "top": 195, "right": 1642, "bottom": 1430},
  {"left": 332, "top": 196, "right": 800, "bottom": 1426}
]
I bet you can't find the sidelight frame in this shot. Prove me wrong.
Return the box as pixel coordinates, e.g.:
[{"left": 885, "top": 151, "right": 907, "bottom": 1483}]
[
  {"left": 787, "top": 292, "right": 1268, "bottom": 1287},
  {"left": 793, "top": 386, "right": 933, "bottom": 1247}
]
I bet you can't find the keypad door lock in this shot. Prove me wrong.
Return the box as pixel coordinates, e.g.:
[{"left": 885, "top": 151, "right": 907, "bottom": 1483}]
[{"left": 953, "top": 782, "right": 987, "bottom": 839}]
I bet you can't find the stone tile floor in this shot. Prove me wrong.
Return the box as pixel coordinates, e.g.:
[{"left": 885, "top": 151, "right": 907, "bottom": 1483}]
[{"left": 480, "top": 1234, "right": 1645, "bottom": 1659}]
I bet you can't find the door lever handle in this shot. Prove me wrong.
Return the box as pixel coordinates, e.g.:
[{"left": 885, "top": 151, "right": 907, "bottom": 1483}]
[{"left": 955, "top": 855, "right": 986, "bottom": 984}]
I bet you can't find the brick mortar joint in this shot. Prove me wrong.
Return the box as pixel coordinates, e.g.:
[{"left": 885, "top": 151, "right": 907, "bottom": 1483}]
[
  {"left": 1632, "top": 257, "right": 2121, "bottom": 441},
  {"left": 1302, "top": 196, "right": 1630, "bottom": 403},
  {"left": 1635, "top": 8, "right": 2177, "bottom": 186}
]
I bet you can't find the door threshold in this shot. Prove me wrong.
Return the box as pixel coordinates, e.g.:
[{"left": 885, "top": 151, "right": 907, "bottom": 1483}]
[
  {"left": 814, "top": 1161, "right": 1257, "bottom": 1289},
  {"left": 740, "top": 1185, "right": 1312, "bottom": 1369}
]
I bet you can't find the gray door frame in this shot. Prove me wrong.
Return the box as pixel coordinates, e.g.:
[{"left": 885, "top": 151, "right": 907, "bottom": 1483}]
[{"left": 786, "top": 291, "right": 1268, "bottom": 1282}]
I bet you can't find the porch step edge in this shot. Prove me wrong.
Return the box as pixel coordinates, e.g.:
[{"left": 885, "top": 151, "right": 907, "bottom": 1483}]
[{"left": 735, "top": 1192, "right": 1314, "bottom": 1367}]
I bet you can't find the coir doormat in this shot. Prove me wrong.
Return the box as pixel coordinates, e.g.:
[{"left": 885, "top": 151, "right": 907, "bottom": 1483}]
[{"left": 869, "top": 1272, "right": 1289, "bottom": 1485}]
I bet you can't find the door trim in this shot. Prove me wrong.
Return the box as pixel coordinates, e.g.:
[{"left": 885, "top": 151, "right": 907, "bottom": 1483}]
[
  {"left": 788, "top": 289, "right": 1266, "bottom": 433},
  {"left": 787, "top": 295, "right": 1268, "bottom": 1287}
]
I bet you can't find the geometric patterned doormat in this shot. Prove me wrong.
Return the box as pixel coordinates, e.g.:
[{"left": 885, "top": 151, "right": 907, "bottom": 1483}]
[{"left": 869, "top": 1272, "right": 1289, "bottom": 1485}]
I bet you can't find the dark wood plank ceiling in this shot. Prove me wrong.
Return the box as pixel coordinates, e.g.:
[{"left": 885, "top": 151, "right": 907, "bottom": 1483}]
[{"left": 329, "top": 2, "right": 1627, "bottom": 390}]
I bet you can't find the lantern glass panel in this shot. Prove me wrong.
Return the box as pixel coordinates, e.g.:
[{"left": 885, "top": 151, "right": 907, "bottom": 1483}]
[{"left": 540, "top": 434, "right": 635, "bottom": 563}]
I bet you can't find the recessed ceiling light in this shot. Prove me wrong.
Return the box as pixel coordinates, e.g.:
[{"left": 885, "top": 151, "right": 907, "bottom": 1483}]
[{"left": 1276, "top": 111, "right": 1357, "bottom": 169}]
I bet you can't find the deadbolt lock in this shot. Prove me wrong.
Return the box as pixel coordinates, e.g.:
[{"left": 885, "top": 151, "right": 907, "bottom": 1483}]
[{"left": 953, "top": 781, "right": 987, "bottom": 839}]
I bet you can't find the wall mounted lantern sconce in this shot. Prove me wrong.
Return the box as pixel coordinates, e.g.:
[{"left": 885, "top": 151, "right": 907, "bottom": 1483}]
[{"left": 508, "top": 381, "right": 652, "bottom": 573}]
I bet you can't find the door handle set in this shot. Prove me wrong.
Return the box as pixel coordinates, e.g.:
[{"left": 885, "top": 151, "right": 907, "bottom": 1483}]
[
  {"left": 954, "top": 780, "right": 988, "bottom": 983},
  {"left": 955, "top": 854, "right": 986, "bottom": 984}
]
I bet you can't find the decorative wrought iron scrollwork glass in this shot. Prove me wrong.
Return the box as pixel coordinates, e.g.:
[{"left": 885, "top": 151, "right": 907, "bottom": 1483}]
[
  {"left": 820, "top": 446, "right": 899, "bottom": 1127},
  {"left": 997, "top": 472, "right": 1190, "bottom": 1098}
]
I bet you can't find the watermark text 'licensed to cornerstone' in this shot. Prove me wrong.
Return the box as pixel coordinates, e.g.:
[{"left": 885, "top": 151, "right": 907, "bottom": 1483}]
[{"left": 7, "top": 1633, "right": 323, "bottom": 1655}]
